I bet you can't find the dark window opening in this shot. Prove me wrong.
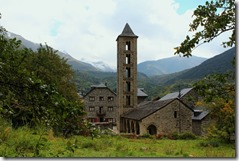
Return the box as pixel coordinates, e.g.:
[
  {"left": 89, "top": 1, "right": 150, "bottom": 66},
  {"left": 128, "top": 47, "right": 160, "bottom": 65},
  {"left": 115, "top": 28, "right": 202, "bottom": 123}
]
[
  {"left": 147, "top": 125, "right": 157, "bottom": 135},
  {"left": 108, "top": 106, "right": 113, "bottom": 111},
  {"left": 88, "top": 118, "right": 95, "bottom": 122},
  {"left": 126, "top": 54, "right": 130, "bottom": 64},
  {"left": 136, "top": 122, "right": 140, "bottom": 135},
  {"left": 108, "top": 118, "right": 114, "bottom": 122},
  {"left": 89, "top": 96, "right": 95, "bottom": 101},
  {"left": 174, "top": 111, "right": 178, "bottom": 118},
  {"left": 126, "top": 82, "right": 131, "bottom": 92},
  {"left": 100, "top": 117, "right": 104, "bottom": 122},
  {"left": 126, "top": 95, "right": 131, "bottom": 106},
  {"left": 127, "top": 121, "right": 130, "bottom": 133},
  {"left": 126, "top": 67, "right": 131, "bottom": 78},
  {"left": 99, "top": 106, "right": 103, "bottom": 114},
  {"left": 126, "top": 41, "right": 131, "bottom": 50},
  {"left": 108, "top": 96, "right": 114, "bottom": 101},
  {"left": 89, "top": 106, "right": 95, "bottom": 112},
  {"left": 131, "top": 122, "right": 135, "bottom": 133},
  {"left": 99, "top": 96, "right": 104, "bottom": 101}
]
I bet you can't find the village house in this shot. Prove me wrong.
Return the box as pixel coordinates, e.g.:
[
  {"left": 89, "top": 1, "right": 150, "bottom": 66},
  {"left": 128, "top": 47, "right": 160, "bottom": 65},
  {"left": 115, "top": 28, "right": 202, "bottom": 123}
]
[
  {"left": 83, "top": 83, "right": 117, "bottom": 125},
  {"left": 83, "top": 83, "right": 148, "bottom": 127}
]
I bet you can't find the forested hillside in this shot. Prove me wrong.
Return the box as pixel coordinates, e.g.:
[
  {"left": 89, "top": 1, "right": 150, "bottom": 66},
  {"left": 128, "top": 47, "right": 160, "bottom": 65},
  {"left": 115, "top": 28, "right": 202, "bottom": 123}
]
[
  {"left": 138, "top": 56, "right": 206, "bottom": 76},
  {"left": 74, "top": 47, "right": 235, "bottom": 99},
  {"left": 151, "top": 47, "right": 235, "bottom": 85}
]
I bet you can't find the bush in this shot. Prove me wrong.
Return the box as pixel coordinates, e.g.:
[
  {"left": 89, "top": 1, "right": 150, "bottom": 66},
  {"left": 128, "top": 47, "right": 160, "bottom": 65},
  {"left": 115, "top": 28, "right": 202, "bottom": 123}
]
[
  {"left": 199, "top": 140, "right": 220, "bottom": 147},
  {"left": 169, "top": 132, "right": 196, "bottom": 140},
  {"left": 141, "top": 133, "right": 153, "bottom": 139},
  {"left": 0, "top": 117, "right": 11, "bottom": 143}
]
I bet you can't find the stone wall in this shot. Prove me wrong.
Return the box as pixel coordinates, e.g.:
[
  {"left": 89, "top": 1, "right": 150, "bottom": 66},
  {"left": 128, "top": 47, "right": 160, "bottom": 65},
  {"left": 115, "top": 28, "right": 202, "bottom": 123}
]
[
  {"left": 192, "top": 114, "right": 212, "bottom": 136},
  {"left": 140, "top": 99, "right": 193, "bottom": 135},
  {"left": 84, "top": 87, "right": 117, "bottom": 123}
]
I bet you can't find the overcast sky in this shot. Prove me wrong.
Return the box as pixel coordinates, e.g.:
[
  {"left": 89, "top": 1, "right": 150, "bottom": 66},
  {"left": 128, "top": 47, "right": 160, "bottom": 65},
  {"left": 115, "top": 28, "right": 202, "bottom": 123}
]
[{"left": 0, "top": 0, "right": 231, "bottom": 68}]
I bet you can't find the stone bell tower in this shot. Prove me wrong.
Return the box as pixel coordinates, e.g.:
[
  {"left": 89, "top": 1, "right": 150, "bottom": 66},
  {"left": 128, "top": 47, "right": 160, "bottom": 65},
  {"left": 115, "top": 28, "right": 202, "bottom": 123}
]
[{"left": 116, "top": 23, "right": 138, "bottom": 132}]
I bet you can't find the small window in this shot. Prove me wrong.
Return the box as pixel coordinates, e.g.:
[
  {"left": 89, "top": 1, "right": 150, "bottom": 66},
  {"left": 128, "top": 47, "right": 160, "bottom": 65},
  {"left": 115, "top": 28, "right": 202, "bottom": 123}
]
[
  {"left": 108, "top": 106, "right": 113, "bottom": 111},
  {"left": 126, "top": 54, "right": 130, "bottom": 64},
  {"left": 88, "top": 118, "right": 95, "bottom": 122},
  {"left": 89, "top": 96, "right": 95, "bottom": 101},
  {"left": 89, "top": 106, "right": 95, "bottom": 112},
  {"left": 126, "top": 67, "right": 131, "bottom": 78},
  {"left": 99, "top": 96, "right": 104, "bottom": 101},
  {"left": 126, "top": 82, "right": 131, "bottom": 92},
  {"left": 126, "top": 96, "right": 131, "bottom": 106},
  {"left": 107, "top": 118, "right": 115, "bottom": 123},
  {"left": 174, "top": 111, "right": 178, "bottom": 118},
  {"left": 126, "top": 41, "right": 131, "bottom": 50},
  {"left": 108, "top": 96, "right": 114, "bottom": 101}
]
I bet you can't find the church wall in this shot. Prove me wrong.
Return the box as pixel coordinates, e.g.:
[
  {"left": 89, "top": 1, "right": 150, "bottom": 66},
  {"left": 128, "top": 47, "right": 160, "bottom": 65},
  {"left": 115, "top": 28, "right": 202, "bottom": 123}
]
[{"left": 140, "top": 99, "right": 193, "bottom": 135}]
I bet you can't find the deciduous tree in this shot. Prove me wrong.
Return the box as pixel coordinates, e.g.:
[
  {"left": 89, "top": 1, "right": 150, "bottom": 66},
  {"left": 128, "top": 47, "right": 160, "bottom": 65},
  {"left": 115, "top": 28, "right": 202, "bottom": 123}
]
[{"left": 174, "top": 0, "right": 235, "bottom": 142}]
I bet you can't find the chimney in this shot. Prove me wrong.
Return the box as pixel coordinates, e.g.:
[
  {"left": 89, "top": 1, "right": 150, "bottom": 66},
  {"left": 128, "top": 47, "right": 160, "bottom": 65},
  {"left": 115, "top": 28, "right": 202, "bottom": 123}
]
[{"left": 178, "top": 85, "right": 181, "bottom": 98}]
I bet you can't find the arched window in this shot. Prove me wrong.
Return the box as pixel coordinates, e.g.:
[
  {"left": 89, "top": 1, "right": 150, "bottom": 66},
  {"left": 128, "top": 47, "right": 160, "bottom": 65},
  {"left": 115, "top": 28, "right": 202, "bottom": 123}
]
[
  {"left": 127, "top": 120, "right": 130, "bottom": 133},
  {"left": 136, "top": 122, "right": 140, "bottom": 135},
  {"left": 126, "top": 41, "right": 131, "bottom": 50},
  {"left": 147, "top": 124, "right": 157, "bottom": 135},
  {"left": 131, "top": 121, "right": 135, "bottom": 133}
]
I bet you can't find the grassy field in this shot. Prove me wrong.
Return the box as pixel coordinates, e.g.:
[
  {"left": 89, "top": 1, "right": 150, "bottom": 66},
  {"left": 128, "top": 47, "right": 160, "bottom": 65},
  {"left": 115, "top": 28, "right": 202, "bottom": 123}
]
[{"left": 0, "top": 127, "right": 236, "bottom": 158}]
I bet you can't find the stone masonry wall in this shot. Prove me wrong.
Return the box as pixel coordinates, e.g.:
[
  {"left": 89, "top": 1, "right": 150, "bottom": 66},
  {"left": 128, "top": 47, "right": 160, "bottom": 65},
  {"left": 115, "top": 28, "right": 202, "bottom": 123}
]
[
  {"left": 84, "top": 88, "right": 117, "bottom": 122},
  {"left": 140, "top": 99, "right": 193, "bottom": 135}
]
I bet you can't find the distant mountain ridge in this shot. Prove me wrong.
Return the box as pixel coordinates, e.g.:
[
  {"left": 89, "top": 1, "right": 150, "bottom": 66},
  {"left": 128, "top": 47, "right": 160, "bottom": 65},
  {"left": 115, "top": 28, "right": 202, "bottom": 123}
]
[
  {"left": 151, "top": 47, "right": 235, "bottom": 85},
  {"left": 138, "top": 56, "right": 207, "bottom": 76},
  {"left": 5, "top": 32, "right": 114, "bottom": 72}
]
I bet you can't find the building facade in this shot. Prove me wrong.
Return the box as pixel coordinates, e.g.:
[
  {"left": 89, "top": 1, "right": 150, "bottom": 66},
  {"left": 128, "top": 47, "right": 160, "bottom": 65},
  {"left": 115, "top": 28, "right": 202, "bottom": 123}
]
[
  {"left": 121, "top": 98, "right": 193, "bottom": 135},
  {"left": 83, "top": 83, "right": 117, "bottom": 125}
]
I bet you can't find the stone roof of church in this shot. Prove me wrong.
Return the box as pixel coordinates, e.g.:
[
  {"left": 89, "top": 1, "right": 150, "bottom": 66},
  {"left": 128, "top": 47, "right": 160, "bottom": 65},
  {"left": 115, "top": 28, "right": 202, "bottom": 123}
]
[
  {"left": 137, "top": 88, "right": 148, "bottom": 97},
  {"left": 192, "top": 110, "right": 209, "bottom": 121},
  {"left": 159, "top": 88, "right": 193, "bottom": 101},
  {"left": 121, "top": 98, "right": 192, "bottom": 121},
  {"left": 116, "top": 23, "right": 138, "bottom": 40}
]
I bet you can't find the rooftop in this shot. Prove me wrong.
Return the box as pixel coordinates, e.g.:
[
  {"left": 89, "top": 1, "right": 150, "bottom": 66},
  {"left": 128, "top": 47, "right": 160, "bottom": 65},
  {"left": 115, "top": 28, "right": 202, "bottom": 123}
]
[
  {"left": 121, "top": 98, "right": 191, "bottom": 121},
  {"left": 159, "top": 88, "right": 193, "bottom": 101},
  {"left": 116, "top": 23, "right": 138, "bottom": 40},
  {"left": 137, "top": 88, "right": 148, "bottom": 97}
]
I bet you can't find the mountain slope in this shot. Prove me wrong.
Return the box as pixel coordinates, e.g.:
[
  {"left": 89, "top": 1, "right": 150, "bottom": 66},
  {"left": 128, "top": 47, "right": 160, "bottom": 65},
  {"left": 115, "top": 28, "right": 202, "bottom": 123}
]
[
  {"left": 151, "top": 47, "right": 235, "bottom": 85},
  {"left": 6, "top": 32, "right": 101, "bottom": 72},
  {"left": 138, "top": 56, "right": 207, "bottom": 76}
]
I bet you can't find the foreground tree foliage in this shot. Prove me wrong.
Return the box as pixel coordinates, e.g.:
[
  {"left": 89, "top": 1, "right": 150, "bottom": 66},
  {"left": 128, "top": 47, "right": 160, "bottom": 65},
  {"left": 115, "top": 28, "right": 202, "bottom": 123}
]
[
  {"left": 174, "top": 0, "right": 235, "bottom": 57},
  {"left": 174, "top": 0, "right": 235, "bottom": 142},
  {"left": 0, "top": 21, "right": 85, "bottom": 137},
  {"left": 194, "top": 72, "right": 235, "bottom": 142}
]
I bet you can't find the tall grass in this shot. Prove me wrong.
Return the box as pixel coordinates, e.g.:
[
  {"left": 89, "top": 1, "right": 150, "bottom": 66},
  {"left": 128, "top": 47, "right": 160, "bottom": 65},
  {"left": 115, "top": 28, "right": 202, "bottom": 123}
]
[{"left": 0, "top": 124, "right": 236, "bottom": 157}]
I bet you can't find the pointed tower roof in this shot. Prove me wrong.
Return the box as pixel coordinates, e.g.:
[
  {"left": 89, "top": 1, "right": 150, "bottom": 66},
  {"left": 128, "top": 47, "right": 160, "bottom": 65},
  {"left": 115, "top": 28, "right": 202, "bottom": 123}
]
[{"left": 116, "top": 23, "right": 138, "bottom": 40}]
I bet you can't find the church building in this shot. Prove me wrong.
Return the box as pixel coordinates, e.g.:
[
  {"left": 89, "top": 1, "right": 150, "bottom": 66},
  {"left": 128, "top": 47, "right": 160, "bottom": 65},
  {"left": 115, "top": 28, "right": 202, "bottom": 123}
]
[
  {"left": 115, "top": 23, "right": 193, "bottom": 135},
  {"left": 83, "top": 23, "right": 209, "bottom": 136}
]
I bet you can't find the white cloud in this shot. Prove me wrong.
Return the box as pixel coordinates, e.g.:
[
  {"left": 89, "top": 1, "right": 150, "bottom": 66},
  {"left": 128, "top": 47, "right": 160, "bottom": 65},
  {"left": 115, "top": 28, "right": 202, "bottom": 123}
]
[{"left": 0, "top": 0, "right": 230, "bottom": 68}]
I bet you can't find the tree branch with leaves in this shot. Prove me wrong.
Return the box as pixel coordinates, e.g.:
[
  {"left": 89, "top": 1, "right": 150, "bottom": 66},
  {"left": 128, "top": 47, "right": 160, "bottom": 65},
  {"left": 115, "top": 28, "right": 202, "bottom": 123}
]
[{"left": 174, "top": 0, "right": 235, "bottom": 57}]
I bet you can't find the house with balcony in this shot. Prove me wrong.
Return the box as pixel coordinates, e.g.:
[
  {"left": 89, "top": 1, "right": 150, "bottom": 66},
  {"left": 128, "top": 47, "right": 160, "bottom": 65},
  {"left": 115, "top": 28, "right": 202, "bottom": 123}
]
[{"left": 83, "top": 83, "right": 118, "bottom": 126}]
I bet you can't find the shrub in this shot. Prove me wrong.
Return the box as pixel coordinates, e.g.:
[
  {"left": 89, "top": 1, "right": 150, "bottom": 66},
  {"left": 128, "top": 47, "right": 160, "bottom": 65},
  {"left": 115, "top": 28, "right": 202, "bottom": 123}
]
[
  {"left": 169, "top": 132, "right": 196, "bottom": 140},
  {"left": 156, "top": 133, "right": 167, "bottom": 139},
  {"left": 199, "top": 140, "right": 220, "bottom": 147},
  {"left": 141, "top": 133, "right": 152, "bottom": 139},
  {"left": 0, "top": 116, "right": 11, "bottom": 143}
]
